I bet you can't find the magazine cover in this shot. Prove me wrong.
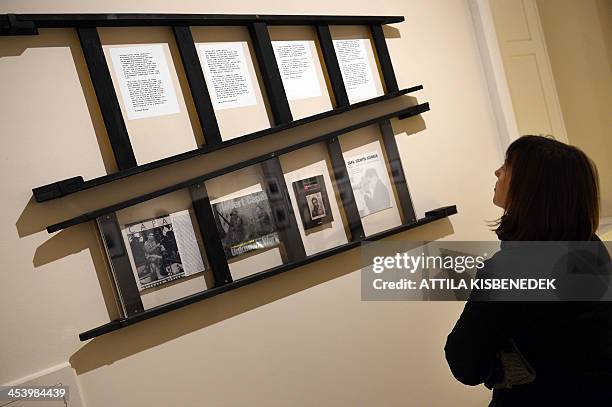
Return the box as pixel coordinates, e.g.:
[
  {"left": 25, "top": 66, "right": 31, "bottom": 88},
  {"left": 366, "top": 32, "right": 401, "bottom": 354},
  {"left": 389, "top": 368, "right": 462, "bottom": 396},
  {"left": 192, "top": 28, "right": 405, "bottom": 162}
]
[
  {"left": 345, "top": 151, "right": 392, "bottom": 217},
  {"left": 212, "top": 190, "right": 280, "bottom": 259},
  {"left": 292, "top": 175, "right": 334, "bottom": 230},
  {"left": 122, "top": 209, "right": 206, "bottom": 292}
]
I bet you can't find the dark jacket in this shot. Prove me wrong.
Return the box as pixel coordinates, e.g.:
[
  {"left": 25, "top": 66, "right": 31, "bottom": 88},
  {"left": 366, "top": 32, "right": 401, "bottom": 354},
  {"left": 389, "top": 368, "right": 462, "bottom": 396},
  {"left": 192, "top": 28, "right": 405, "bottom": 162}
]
[{"left": 445, "top": 236, "right": 612, "bottom": 406}]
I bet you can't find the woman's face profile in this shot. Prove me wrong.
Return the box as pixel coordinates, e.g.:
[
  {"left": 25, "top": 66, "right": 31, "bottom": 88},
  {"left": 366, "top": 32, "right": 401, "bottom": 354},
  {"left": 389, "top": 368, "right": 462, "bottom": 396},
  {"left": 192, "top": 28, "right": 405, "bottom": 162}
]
[{"left": 493, "top": 163, "right": 511, "bottom": 209}]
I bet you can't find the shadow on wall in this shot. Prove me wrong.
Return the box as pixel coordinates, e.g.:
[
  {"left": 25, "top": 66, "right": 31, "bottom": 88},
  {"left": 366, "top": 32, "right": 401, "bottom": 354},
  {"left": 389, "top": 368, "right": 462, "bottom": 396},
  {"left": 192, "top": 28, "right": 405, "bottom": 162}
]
[
  {"left": 0, "top": 28, "right": 117, "bottom": 174},
  {"left": 69, "top": 217, "right": 454, "bottom": 375},
  {"left": 15, "top": 196, "right": 122, "bottom": 321}
]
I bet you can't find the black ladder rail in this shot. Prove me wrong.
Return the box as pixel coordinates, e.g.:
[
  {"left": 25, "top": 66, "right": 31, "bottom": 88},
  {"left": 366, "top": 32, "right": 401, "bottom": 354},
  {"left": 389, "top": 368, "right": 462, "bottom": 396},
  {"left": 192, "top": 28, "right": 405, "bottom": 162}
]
[
  {"left": 0, "top": 14, "right": 404, "bottom": 33},
  {"left": 79, "top": 204, "right": 457, "bottom": 341},
  {"left": 47, "top": 102, "right": 431, "bottom": 234},
  {"left": 33, "top": 86, "right": 423, "bottom": 202}
]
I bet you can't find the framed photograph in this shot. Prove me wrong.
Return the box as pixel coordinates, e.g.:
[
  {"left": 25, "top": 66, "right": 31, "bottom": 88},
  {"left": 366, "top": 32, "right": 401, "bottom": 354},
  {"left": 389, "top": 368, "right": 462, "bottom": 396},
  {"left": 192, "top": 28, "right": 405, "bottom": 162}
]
[
  {"left": 212, "top": 191, "right": 280, "bottom": 259},
  {"left": 122, "top": 210, "right": 205, "bottom": 292},
  {"left": 292, "top": 175, "right": 334, "bottom": 230}
]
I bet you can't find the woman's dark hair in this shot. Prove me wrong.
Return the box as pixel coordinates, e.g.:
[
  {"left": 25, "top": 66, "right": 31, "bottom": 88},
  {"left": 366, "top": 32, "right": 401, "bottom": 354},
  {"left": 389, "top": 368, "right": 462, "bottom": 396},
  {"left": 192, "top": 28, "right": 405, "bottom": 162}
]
[{"left": 494, "top": 135, "right": 600, "bottom": 241}]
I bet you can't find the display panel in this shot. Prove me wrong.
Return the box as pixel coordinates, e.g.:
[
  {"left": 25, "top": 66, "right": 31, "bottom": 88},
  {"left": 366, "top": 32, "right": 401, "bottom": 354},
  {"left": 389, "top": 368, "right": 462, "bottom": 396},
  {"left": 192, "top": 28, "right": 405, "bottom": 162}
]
[
  {"left": 202, "top": 164, "right": 292, "bottom": 281},
  {"left": 329, "top": 25, "right": 385, "bottom": 104},
  {"left": 97, "top": 188, "right": 212, "bottom": 317},
  {"left": 99, "top": 27, "right": 204, "bottom": 165},
  {"left": 337, "top": 125, "right": 403, "bottom": 236},
  {"left": 191, "top": 26, "right": 272, "bottom": 142},
  {"left": 268, "top": 26, "right": 334, "bottom": 120},
  {"left": 122, "top": 210, "right": 205, "bottom": 291},
  {"left": 280, "top": 143, "right": 350, "bottom": 256}
]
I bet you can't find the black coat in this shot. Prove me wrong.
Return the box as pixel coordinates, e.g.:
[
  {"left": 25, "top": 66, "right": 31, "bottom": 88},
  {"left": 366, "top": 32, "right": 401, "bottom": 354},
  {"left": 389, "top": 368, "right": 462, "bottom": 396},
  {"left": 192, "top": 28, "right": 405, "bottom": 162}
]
[{"left": 445, "top": 236, "right": 612, "bottom": 406}]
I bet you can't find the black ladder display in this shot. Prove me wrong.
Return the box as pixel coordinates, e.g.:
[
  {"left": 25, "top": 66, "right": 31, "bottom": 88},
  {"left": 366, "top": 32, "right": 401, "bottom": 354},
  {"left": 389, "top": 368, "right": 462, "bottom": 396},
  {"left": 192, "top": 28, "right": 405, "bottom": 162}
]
[{"left": 1, "top": 13, "right": 458, "bottom": 340}]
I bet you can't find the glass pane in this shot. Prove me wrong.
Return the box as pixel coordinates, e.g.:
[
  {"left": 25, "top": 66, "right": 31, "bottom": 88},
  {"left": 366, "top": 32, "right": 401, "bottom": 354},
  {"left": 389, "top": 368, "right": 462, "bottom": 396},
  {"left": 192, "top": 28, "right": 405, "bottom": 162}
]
[
  {"left": 97, "top": 188, "right": 212, "bottom": 317},
  {"left": 338, "top": 124, "right": 403, "bottom": 236}
]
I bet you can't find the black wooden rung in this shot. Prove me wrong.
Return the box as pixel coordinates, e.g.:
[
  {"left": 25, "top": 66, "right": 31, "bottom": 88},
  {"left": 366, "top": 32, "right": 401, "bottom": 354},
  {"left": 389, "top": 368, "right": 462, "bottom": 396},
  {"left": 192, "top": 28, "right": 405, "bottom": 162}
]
[
  {"left": 172, "top": 26, "right": 222, "bottom": 147},
  {"left": 379, "top": 119, "right": 416, "bottom": 223},
  {"left": 260, "top": 158, "right": 307, "bottom": 261},
  {"left": 248, "top": 22, "right": 293, "bottom": 124},
  {"left": 370, "top": 24, "right": 399, "bottom": 93},
  {"left": 77, "top": 27, "right": 137, "bottom": 170},
  {"left": 190, "top": 183, "right": 233, "bottom": 286},
  {"left": 97, "top": 213, "right": 145, "bottom": 316},
  {"left": 326, "top": 138, "right": 365, "bottom": 241},
  {"left": 316, "top": 25, "right": 349, "bottom": 108}
]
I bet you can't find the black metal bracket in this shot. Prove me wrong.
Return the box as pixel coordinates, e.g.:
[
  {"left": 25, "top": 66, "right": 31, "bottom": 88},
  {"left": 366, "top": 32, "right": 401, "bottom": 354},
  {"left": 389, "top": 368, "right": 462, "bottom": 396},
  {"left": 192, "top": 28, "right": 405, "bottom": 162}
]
[
  {"left": 0, "top": 14, "right": 38, "bottom": 36},
  {"left": 425, "top": 205, "right": 458, "bottom": 218},
  {"left": 370, "top": 25, "right": 399, "bottom": 94},
  {"left": 97, "top": 213, "right": 145, "bottom": 315}
]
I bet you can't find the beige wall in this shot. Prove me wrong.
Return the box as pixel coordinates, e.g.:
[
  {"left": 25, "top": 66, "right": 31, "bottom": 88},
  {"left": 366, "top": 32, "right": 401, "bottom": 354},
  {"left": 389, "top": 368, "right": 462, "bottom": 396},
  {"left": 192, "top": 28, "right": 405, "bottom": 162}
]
[
  {"left": 0, "top": 1, "right": 507, "bottom": 406},
  {"left": 537, "top": 0, "right": 612, "bottom": 217}
]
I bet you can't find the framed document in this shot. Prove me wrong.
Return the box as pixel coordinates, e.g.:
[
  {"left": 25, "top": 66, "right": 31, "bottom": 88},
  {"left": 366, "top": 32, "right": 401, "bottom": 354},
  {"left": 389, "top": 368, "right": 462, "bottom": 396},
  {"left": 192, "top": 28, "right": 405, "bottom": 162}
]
[
  {"left": 212, "top": 190, "right": 280, "bottom": 259},
  {"left": 121, "top": 210, "right": 206, "bottom": 292},
  {"left": 292, "top": 175, "right": 334, "bottom": 230}
]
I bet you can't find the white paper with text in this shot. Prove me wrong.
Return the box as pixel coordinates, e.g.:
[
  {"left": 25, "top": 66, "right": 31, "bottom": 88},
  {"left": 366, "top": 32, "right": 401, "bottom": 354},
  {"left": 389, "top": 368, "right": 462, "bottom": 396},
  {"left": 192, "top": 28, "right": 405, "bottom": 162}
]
[
  {"left": 109, "top": 44, "right": 180, "bottom": 120},
  {"left": 272, "top": 40, "right": 322, "bottom": 101},
  {"left": 197, "top": 42, "right": 257, "bottom": 110},
  {"left": 333, "top": 39, "right": 378, "bottom": 103}
]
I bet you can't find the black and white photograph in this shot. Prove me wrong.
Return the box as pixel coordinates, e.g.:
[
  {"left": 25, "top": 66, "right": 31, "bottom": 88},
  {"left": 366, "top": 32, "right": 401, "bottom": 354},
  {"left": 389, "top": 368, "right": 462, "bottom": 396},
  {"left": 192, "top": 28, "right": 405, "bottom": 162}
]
[
  {"left": 122, "top": 210, "right": 206, "bottom": 291},
  {"left": 345, "top": 151, "right": 392, "bottom": 218},
  {"left": 212, "top": 190, "right": 280, "bottom": 259},
  {"left": 306, "top": 192, "right": 326, "bottom": 220},
  {"left": 292, "top": 175, "right": 334, "bottom": 230}
]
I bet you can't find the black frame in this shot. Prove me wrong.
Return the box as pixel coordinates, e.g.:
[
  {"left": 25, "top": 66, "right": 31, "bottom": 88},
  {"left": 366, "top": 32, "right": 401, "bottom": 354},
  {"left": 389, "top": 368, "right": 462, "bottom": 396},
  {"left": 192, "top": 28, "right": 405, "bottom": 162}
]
[{"left": 0, "top": 13, "right": 407, "bottom": 201}]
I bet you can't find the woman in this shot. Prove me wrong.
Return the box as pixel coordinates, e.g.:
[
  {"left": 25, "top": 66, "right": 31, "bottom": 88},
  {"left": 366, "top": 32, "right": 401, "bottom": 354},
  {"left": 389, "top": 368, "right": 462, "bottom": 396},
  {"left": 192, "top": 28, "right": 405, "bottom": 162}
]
[{"left": 445, "top": 136, "right": 612, "bottom": 406}]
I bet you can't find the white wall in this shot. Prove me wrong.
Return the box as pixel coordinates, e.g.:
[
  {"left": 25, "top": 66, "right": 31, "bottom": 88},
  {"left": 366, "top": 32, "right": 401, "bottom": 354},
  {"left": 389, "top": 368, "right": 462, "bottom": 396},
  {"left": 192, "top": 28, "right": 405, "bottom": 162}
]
[
  {"left": 0, "top": 1, "right": 504, "bottom": 406},
  {"left": 537, "top": 0, "right": 612, "bottom": 218}
]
